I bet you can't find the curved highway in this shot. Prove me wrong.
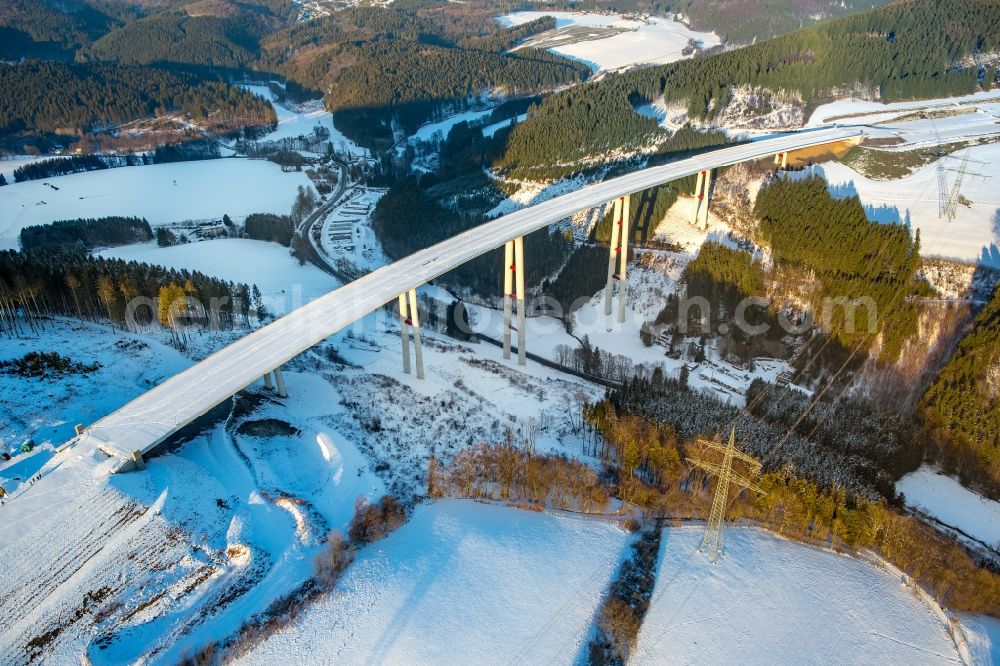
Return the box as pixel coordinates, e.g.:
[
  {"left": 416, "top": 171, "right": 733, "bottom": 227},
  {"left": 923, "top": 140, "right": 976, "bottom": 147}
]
[{"left": 79, "top": 126, "right": 863, "bottom": 465}]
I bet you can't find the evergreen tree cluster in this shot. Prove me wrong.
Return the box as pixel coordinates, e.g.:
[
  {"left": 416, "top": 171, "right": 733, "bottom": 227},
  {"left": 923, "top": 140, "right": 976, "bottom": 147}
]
[
  {"left": 244, "top": 213, "right": 295, "bottom": 247},
  {"left": 754, "top": 176, "right": 920, "bottom": 354},
  {"left": 920, "top": 284, "right": 1000, "bottom": 492},
  {"left": 82, "top": 11, "right": 273, "bottom": 69},
  {"left": 11, "top": 154, "right": 140, "bottom": 182},
  {"left": 0, "top": 61, "right": 276, "bottom": 136},
  {"left": 19, "top": 216, "right": 153, "bottom": 252},
  {"left": 0, "top": 249, "right": 253, "bottom": 334},
  {"left": 501, "top": 0, "right": 999, "bottom": 173},
  {"left": 0, "top": 0, "right": 115, "bottom": 60}
]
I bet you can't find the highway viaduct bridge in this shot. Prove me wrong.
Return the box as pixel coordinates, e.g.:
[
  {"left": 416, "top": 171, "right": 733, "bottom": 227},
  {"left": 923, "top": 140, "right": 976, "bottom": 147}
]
[{"left": 75, "top": 127, "right": 863, "bottom": 472}]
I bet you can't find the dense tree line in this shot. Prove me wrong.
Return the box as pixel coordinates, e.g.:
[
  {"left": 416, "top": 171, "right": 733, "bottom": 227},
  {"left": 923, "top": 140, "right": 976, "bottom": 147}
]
[
  {"left": 0, "top": 61, "right": 276, "bottom": 137},
  {"left": 501, "top": 0, "right": 998, "bottom": 173},
  {"left": 19, "top": 216, "right": 152, "bottom": 251},
  {"left": 0, "top": 249, "right": 253, "bottom": 336},
  {"left": 920, "top": 285, "right": 1000, "bottom": 494},
  {"left": 589, "top": 529, "right": 661, "bottom": 665},
  {"left": 11, "top": 154, "right": 140, "bottom": 182}
]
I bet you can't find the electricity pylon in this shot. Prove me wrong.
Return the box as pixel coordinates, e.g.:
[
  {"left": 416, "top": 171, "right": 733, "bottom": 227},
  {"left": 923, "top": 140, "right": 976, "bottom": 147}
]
[{"left": 687, "top": 428, "right": 765, "bottom": 564}]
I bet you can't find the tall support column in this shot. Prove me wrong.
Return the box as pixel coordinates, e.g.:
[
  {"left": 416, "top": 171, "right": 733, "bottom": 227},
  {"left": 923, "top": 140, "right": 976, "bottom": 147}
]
[
  {"left": 273, "top": 367, "right": 287, "bottom": 398},
  {"left": 503, "top": 240, "right": 514, "bottom": 360},
  {"left": 263, "top": 371, "right": 274, "bottom": 390},
  {"left": 781, "top": 151, "right": 789, "bottom": 169},
  {"left": 407, "top": 288, "right": 425, "bottom": 379},
  {"left": 617, "top": 194, "right": 631, "bottom": 324},
  {"left": 604, "top": 197, "right": 623, "bottom": 315},
  {"left": 691, "top": 170, "right": 705, "bottom": 224},
  {"left": 514, "top": 236, "right": 526, "bottom": 366},
  {"left": 398, "top": 293, "right": 411, "bottom": 375},
  {"left": 698, "top": 169, "right": 713, "bottom": 230}
]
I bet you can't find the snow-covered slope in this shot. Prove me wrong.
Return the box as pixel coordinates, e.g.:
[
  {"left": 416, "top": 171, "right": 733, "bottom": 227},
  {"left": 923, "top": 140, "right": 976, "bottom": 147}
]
[
  {"left": 236, "top": 500, "right": 631, "bottom": 665},
  {"left": 633, "top": 526, "right": 963, "bottom": 664}
]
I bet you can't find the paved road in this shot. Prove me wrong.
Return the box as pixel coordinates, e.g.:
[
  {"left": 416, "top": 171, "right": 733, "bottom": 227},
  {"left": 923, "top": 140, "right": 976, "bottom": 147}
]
[{"left": 78, "top": 126, "right": 863, "bottom": 464}]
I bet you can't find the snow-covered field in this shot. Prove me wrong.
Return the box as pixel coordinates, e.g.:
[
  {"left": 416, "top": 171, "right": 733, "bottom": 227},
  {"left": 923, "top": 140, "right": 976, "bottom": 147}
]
[
  {"left": 499, "top": 12, "right": 720, "bottom": 72},
  {"left": 97, "top": 239, "right": 339, "bottom": 315},
  {"left": 898, "top": 466, "right": 1000, "bottom": 549},
  {"left": 807, "top": 91, "right": 1000, "bottom": 130},
  {"left": 633, "top": 526, "right": 965, "bottom": 664},
  {"left": 803, "top": 144, "right": 1000, "bottom": 267},
  {"left": 237, "top": 500, "right": 630, "bottom": 665},
  {"left": 0, "top": 159, "right": 312, "bottom": 249}
]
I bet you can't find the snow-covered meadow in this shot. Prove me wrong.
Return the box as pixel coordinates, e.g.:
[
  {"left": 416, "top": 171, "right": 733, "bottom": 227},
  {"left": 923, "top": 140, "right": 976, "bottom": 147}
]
[
  {"left": 237, "top": 500, "right": 630, "bottom": 665},
  {"left": 0, "top": 159, "right": 312, "bottom": 250},
  {"left": 633, "top": 526, "right": 965, "bottom": 664},
  {"left": 499, "top": 11, "right": 720, "bottom": 72}
]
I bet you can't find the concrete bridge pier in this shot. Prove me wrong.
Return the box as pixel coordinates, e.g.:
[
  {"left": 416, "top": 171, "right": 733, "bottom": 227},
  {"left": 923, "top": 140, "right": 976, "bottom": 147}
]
[
  {"left": 691, "top": 170, "right": 713, "bottom": 229},
  {"left": 503, "top": 240, "right": 514, "bottom": 359},
  {"left": 698, "top": 169, "right": 713, "bottom": 230},
  {"left": 604, "top": 197, "right": 623, "bottom": 316},
  {"left": 273, "top": 367, "right": 287, "bottom": 398},
  {"left": 775, "top": 151, "right": 788, "bottom": 169},
  {"left": 398, "top": 289, "right": 425, "bottom": 379},
  {"left": 263, "top": 371, "right": 274, "bottom": 391},
  {"left": 514, "top": 236, "right": 526, "bottom": 365},
  {"left": 616, "top": 194, "right": 631, "bottom": 323},
  {"left": 502, "top": 237, "right": 527, "bottom": 365}
]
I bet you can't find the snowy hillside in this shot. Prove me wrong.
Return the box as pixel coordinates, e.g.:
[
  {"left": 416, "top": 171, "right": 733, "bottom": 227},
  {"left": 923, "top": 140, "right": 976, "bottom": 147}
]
[{"left": 236, "top": 500, "right": 631, "bottom": 665}]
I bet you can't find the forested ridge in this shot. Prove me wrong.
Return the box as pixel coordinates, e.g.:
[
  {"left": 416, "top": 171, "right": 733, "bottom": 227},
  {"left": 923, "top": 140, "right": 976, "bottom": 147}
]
[
  {"left": 921, "top": 286, "right": 1000, "bottom": 493},
  {"left": 502, "top": 0, "right": 1000, "bottom": 174},
  {"left": 0, "top": 61, "right": 276, "bottom": 136}
]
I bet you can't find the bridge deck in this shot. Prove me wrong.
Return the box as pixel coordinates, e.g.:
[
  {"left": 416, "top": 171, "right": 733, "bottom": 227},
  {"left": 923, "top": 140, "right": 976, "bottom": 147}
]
[{"left": 80, "top": 127, "right": 862, "bottom": 467}]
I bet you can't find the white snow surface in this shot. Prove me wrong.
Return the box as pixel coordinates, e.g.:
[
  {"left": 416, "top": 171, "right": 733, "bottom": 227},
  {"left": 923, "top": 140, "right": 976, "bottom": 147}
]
[
  {"left": 97, "top": 239, "right": 339, "bottom": 315},
  {"left": 633, "top": 526, "right": 963, "bottom": 664},
  {"left": 236, "top": 500, "right": 630, "bottom": 665},
  {"left": 499, "top": 12, "right": 720, "bottom": 72},
  {"left": 0, "top": 159, "right": 312, "bottom": 250},
  {"left": 898, "top": 466, "right": 1000, "bottom": 549}
]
